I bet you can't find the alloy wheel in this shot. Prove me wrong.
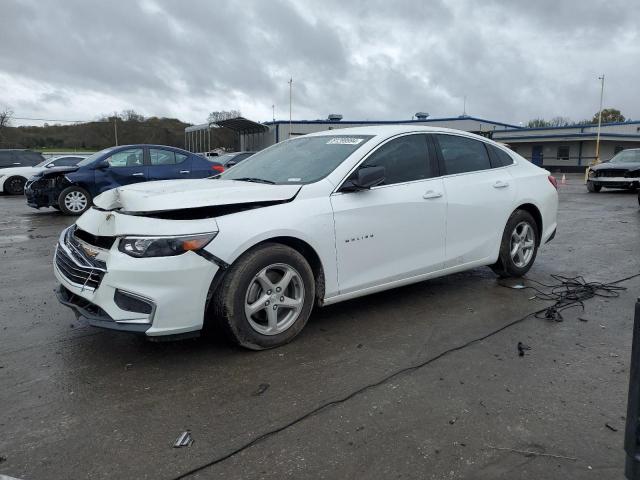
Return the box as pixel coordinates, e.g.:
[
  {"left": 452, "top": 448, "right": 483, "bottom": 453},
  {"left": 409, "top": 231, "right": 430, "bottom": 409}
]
[
  {"left": 244, "top": 263, "right": 305, "bottom": 335},
  {"left": 64, "top": 191, "right": 88, "bottom": 213},
  {"left": 510, "top": 221, "right": 535, "bottom": 268}
]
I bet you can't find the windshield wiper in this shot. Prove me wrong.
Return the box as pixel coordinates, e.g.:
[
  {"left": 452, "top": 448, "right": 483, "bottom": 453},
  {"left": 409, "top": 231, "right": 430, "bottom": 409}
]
[{"left": 233, "top": 177, "right": 276, "bottom": 184}]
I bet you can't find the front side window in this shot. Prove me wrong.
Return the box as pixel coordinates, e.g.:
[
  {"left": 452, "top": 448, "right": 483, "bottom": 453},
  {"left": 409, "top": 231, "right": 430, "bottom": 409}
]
[
  {"left": 359, "top": 134, "right": 433, "bottom": 185},
  {"left": 436, "top": 134, "right": 491, "bottom": 175},
  {"left": 107, "top": 148, "right": 144, "bottom": 168},
  {"left": 610, "top": 149, "right": 640, "bottom": 163},
  {"left": 220, "top": 135, "right": 374, "bottom": 185},
  {"left": 150, "top": 149, "right": 177, "bottom": 166}
]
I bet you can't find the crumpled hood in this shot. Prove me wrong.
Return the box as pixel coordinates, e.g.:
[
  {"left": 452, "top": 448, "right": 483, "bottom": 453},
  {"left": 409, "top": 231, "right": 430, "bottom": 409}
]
[
  {"left": 591, "top": 162, "right": 640, "bottom": 171},
  {"left": 93, "top": 178, "right": 302, "bottom": 213},
  {"left": 31, "top": 166, "right": 80, "bottom": 179}
]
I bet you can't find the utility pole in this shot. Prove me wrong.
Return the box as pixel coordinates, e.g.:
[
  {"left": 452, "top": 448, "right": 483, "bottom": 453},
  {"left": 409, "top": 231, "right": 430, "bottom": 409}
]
[
  {"left": 113, "top": 116, "right": 118, "bottom": 146},
  {"left": 288, "top": 77, "right": 293, "bottom": 139},
  {"left": 594, "top": 74, "right": 605, "bottom": 165},
  {"left": 272, "top": 104, "right": 275, "bottom": 123},
  {"left": 463, "top": 95, "right": 467, "bottom": 116}
]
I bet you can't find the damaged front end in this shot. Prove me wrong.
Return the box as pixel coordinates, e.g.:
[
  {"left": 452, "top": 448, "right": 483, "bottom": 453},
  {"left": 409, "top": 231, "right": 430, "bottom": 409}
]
[{"left": 25, "top": 172, "right": 73, "bottom": 209}]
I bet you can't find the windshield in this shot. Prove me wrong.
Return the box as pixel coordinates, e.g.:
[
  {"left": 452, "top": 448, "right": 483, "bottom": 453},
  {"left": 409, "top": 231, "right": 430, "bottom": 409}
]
[
  {"left": 219, "top": 135, "right": 374, "bottom": 185},
  {"left": 36, "top": 159, "right": 52, "bottom": 167},
  {"left": 77, "top": 147, "right": 117, "bottom": 167},
  {"left": 610, "top": 149, "right": 640, "bottom": 163}
]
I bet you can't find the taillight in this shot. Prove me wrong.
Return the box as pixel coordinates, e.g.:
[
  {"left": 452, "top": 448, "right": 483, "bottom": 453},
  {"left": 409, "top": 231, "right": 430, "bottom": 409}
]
[
  {"left": 211, "top": 165, "right": 225, "bottom": 173},
  {"left": 548, "top": 175, "right": 558, "bottom": 189}
]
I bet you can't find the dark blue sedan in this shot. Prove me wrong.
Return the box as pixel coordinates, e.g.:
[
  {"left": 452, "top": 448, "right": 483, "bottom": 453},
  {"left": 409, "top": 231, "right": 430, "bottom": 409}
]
[{"left": 25, "top": 144, "right": 224, "bottom": 215}]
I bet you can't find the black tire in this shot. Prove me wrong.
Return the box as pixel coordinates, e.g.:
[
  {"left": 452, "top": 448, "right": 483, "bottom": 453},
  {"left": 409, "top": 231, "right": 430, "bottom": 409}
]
[
  {"left": 490, "top": 209, "right": 540, "bottom": 278},
  {"left": 587, "top": 181, "right": 602, "bottom": 193},
  {"left": 58, "top": 186, "right": 92, "bottom": 215},
  {"left": 4, "top": 176, "right": 26, "bottom": 195},
  {"left": 211, "top": 243, "right": 315, "bottom": 350}
]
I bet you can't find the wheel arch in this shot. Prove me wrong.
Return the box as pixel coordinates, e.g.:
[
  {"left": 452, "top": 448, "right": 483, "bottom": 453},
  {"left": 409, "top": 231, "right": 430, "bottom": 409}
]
[
  {"left": 204, "top": 235, "right": 327, "bottom": 328},
  {"left": 514, "top": 203, "right": 543, "bottom": 245}
]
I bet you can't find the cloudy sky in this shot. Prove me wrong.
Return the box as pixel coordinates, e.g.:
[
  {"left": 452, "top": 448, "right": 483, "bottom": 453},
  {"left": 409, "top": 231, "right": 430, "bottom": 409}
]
[{"left": 1, "top": 0, "right": 639, "bottom": 126}]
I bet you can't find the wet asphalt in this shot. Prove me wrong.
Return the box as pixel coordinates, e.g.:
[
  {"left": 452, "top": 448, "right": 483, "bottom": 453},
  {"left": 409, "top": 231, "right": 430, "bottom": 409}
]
[{"left": 0, "top": 174, "right": 639, "bottom": 480}]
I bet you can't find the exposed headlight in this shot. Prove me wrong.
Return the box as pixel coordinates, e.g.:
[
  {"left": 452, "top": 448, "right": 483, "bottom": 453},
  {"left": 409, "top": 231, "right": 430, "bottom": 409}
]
[
  {"left": 118, "top": 233, "right": 217, "bottom": 258},
  {"left": 588, "top": 169, "right": 596, "bottom": 177}
]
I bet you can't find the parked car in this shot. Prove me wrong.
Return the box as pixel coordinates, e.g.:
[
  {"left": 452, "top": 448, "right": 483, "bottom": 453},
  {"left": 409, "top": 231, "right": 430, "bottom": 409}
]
[
  {"left": 53, "top": 126, "right": 558, "bottom": 349},
  {"left": 25, "top": 144, "right": 225, "bottom": 215},
  {"left": 0, "top": 149, "right": 45, "bottom": 169},
  {"left": 216, "top": 151, "right": 255, "bottom": 168},
  {"left": 586, "top": 148, "right": 640, "bottom": 192},
  {"left": 0, "top": 155, "right": 88, "bottom": 195}
]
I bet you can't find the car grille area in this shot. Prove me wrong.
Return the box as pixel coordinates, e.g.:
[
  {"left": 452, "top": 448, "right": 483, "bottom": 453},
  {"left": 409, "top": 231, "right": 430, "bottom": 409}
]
[
  {"left": 55, "top": 227, "right": 107, "bottom": 291},
  {"left": 596, "top": 169, "right": 626, "bottom": 178}
]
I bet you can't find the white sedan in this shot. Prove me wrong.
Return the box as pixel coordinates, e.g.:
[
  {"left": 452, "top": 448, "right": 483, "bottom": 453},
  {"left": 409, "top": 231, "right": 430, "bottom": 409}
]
[
  {"left": 53, "top": 126, "right": 558, "bottom": 349},
  {"left": 0, "top": 155, "right": 88, "bottom": 195}
]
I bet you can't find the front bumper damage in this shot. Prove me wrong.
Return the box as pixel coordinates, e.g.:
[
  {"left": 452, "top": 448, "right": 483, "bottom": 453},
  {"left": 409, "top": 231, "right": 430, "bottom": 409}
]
[
  {"left": 25, "top": 176, "right": 68, "bottom": 208},
  {"left": 54, "top": 215, "right": 220, "bottom": 337}
]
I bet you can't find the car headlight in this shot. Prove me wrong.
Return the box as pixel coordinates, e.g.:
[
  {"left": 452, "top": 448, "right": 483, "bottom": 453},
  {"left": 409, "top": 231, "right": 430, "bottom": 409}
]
[
  {"left": 118, "top": 233, "right": 218, "bottom": 258},
  {"left": 588, "top": 169, "right": 596, "bottom": 177}
]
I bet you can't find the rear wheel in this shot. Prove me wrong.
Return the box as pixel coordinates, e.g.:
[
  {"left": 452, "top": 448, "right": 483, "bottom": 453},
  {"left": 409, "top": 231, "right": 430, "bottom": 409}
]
[
  {"left": 491, "top": 210, "right": 539, "bottom": 278},
  {"left": 587, "top": 181, "right": 602, "bottom": 192},
  {"left": 211, "top": 243, "right": 315, "bottom": 350},
  {"left": 58, "top": 186, "right": 91, "bottom": 215},
  {"left": 4, "top": 176, "right": 26, "bottom": 195}
]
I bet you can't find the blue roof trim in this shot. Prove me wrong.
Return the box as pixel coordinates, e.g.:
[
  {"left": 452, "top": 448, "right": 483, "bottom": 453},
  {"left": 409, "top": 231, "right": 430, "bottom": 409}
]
[
  {"left": 494, "top": 132, "right": 640, "bottom": 141},
  {"left": 499, "top": 120, "right": 640, "bottom": 133},
  {"left": 263, "top": 116, "right": 521, "bottom": 129}
]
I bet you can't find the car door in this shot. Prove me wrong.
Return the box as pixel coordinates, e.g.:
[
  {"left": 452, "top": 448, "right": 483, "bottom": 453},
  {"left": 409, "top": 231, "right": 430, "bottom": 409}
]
[
  {"left": 94, "top": 147, "right": 147, "bottom": 192},
  {"left": 330, "top": 133, "right": 446, "bottom": 295},
  {"left": 434, "top": 134, "right": 516, "bottom": 267},
  {"left": 147, "top": 148, "right": 192, "bottom": 181}
]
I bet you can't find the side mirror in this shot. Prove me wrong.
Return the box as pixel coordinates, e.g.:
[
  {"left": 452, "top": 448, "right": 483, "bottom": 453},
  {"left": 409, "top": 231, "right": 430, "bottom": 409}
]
[
  {"left": 96, "top": 160, "right": 110, "bottom": 170},
  {"left": 341, "top": 166, "right": 386, "bottom": 192},
  {"left": 45, "top": 163, "right": 54, "bottom": 168},
  {"left": 226, "top": 160, "right": 237, "bottom": 168}
]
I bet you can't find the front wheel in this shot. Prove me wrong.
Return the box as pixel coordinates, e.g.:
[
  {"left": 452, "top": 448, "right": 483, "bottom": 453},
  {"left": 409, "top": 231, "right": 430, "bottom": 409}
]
[
  {"left": 587, "top": 181, "right": 602, "bottom": 193},
  {"left": 58, "top": 186, "right": 92, "bottom": 215},
  {"left": 491, "top": 210, "right": 539, "bottom": 278},
  {"left": 210, "top": 243, "right": 315, "bottom": 350}
]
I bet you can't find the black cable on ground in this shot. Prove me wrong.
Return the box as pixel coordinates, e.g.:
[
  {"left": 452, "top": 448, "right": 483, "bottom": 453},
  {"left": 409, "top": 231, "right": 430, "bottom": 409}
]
[{"left": 171, "top": 272, "right": 640, "bottom": 480}]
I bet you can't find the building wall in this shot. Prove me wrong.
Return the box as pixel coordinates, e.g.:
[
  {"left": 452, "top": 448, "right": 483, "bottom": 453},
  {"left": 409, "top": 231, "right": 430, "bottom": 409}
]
[{"left": 509, "top": 140, "right": 640, "bottom": 168}]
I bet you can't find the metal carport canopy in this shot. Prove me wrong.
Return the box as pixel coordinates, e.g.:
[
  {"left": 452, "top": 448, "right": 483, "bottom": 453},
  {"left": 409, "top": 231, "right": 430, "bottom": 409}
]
[{"left": 214, "top": 117, "right": 269, "bottom": 134}]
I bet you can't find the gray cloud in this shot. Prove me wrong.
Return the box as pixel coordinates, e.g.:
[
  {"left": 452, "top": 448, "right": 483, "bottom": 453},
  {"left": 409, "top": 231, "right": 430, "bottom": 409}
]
[{"left": 1, "top": 0, "right": 638, "bottom": 126}]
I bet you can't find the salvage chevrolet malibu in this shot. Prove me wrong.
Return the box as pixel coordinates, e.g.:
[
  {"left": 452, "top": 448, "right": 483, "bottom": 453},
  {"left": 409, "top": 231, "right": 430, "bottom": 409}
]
[{"left": 53, "top": 126, "right": 558, "bottom": 349}]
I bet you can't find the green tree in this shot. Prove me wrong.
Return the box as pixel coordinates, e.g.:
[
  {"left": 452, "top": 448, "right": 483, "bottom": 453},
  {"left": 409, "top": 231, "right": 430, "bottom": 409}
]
[{"left": 592, "top": 108, "right": 625, "bottom": 124}]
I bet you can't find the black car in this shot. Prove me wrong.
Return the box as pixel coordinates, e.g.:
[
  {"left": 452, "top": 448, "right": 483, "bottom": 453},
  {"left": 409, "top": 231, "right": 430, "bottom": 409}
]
[
  {"left": 0, "top": 149, "right": 45, "bottom": 169},
  {"left": 216, "top": 151, "right": 255, "bottom": 168},
  {"left": 24, "top": 144, "right": 225, "bottom": 215},
  {"left": 587, "top": 148, "right": 640, "bottom": 192}
]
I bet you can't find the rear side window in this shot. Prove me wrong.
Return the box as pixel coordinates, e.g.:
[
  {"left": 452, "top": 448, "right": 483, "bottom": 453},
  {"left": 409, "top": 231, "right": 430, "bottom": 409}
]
[
  {"left": 359, "top": 134, "right": 433, "bottom": 185},
  {"left": 436, "top": 134, "right": 491, "bottom": 175},
  {"left": 150, "top": 149, "right": 177, "bottom": 166},
  {"left": 487, "top": 144, "right": 515, "bottom": 167}
]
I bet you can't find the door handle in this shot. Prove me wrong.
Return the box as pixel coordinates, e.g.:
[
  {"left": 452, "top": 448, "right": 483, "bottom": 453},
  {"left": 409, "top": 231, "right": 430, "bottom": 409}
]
[
  {"left": 179, "top": 170, "right": 190, "bottom": 174},
  {"left": 132, "top": 172, "right": 145, "bottom": 177},
  {"left": 493, "top": 180, "right": 509, "bottom": 188},
  {"left": 423, "top": 190, "right": 443, "bottom": 199}
]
